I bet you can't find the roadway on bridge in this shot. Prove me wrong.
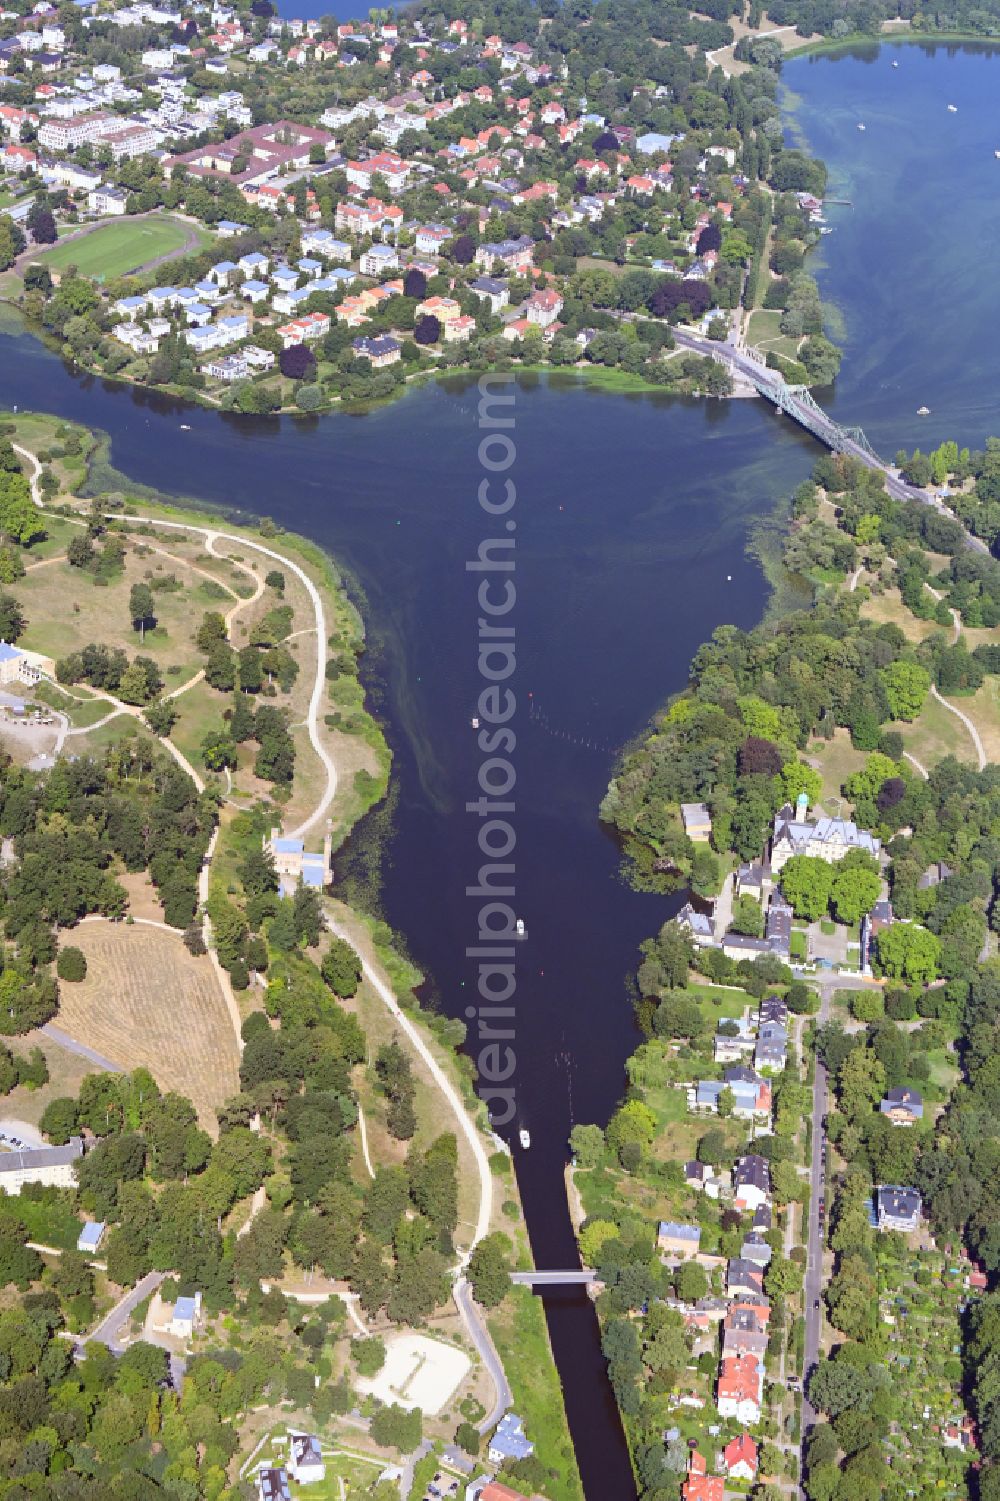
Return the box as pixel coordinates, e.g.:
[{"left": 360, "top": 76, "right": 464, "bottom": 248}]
[
  {"left": 510, "top": 1269, "right": 597, "bottom": 1286},
  {"left": 671, "top": 328, "right": 990, "bottom": 555}
]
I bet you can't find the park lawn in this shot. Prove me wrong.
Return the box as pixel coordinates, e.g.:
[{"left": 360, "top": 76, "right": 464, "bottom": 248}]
[
  {"left": 963, "top": 677, "right": 1000, "bottom": 765},
  {"left": 745, "top": 308, "right": 802, "bottom": 361},
  {"left": 168, "top": 676, "right": 227, "bottom": 775},
  {"left": 21, "top": 513, "right": 85, "bottom": 562},
  {"left": 54, "top": 921, "right": 239, "bottom": 1131},
  {"left": 3, "top": 410, "right": 97, "bottom": 493},
  {"left": 2, "top": 1190, "right": 82, "bottom": 1250},
  {"left": 1, "top": 1028, "right": 100, "bottom": 1128},
  {"left": 925, "top": 1047, "right": 959, "bottom": 1095},
  {"left": 488, "top": 1287, "right": 584, "bottom": 1501},
  {"left": 37, "top": 215, "right": 205, "bottom": 282},
  {"left": 859, "top": 588, "right": 939, "bottom": 645},
  {"left": 805, "top": 728, "right": 868, "bottom": 809},
  {"left": 250, "top": 1433, "right": 384, "bottom": 1498},
  {"left": 15, "top": 547, "right": 215, "bottom": 681},
  {"left": 684, "top": 981, "right": 750, "bottom": 1024},
  {"left": 32, "top": 680, "right": 122, "bottom": 729},
  {"left": 892, "top": 691, "right": 978, "bottom": 771}
]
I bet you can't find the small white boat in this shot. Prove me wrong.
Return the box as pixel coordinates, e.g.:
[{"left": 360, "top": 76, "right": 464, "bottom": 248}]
[
  {"left": 180, "top": 423, "right": 191, "bottom": 431},
  {"left": 857, "top": 122, "right": 866, "bottom": 131},
  {"left": 947, "top": 103, "right": 958, "bottom": 112},
  {"left": 994, "top": 149, "right": 1000, "bottom": 159},
  {"left": 819, "top": 226, "right": 834, "bottom": 235},
  {"left": 917, "top": 405, "right": 931, "bottom": 416},
  {"left": 515, "top": 918, "right": 525, "bottom": 937},
  {"left": 892, "top": 59, "right": 899, "bottom": 67},
  {"left": 471, "top": 716, "right": 480, "bottom": 729},
  {"left": 519, "top": 1128, "right": 531, "bottom": 1150}
]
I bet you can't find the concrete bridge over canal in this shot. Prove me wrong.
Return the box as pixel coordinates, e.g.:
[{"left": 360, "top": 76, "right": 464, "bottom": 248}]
[
  {"left": 672, "top": 327, "right": 991, "bottom": 556},
  {"left": 510, "top": 1269, "right": 598, "bottom": 1287}
]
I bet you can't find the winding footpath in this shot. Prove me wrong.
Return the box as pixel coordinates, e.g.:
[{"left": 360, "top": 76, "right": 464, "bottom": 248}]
[
  {"left": 13, "top": 442, "right": 506, "bottom": 1423},
  {"left": 922, "top": 583, "right": 987, "bottom": 770}
]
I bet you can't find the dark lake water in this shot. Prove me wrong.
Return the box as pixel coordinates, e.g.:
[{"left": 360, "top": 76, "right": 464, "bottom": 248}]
[{"left": 0, "top": 38, "right": 996, "bottom": 1501}]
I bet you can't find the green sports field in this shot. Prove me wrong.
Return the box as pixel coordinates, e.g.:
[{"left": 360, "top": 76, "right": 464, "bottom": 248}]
[{"left": 37, "top": 216, "right": 206, "bottom": 281}]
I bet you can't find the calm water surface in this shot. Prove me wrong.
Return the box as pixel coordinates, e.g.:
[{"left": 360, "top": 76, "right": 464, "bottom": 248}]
[{"left": 0, "top": 39, "right": 996, "bottom": 1499}]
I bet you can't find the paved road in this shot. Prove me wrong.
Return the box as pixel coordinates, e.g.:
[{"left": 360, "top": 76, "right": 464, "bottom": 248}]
[
  {"left": 801, "top": 988, "right": 832, "bottom": 1453},
  {"left": 454, "top": 1276, "right": 512, "bottom": 1432},
  {"left": 86, "top": 1269, "right": 164, "bottom": 1350},
  {"left": 509, "top": 1269, "right": 596, "bottom": 1286},
  {"left": 671, "top": 328, "right": 991, "bottom": 553},
  {"left": 41, "top": 1024, "right": 122, "bottom": 1072},
  {"left": 113, "top": 513, "right": 337, "bottom": 842}
]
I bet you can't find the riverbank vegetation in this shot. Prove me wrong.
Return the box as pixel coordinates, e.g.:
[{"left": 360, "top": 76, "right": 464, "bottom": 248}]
[
  {"left": 594, "top": 449, "right": 1000, "bottom": 1498},
  {"left": 0, "top": 412, "right": 581, "bottom": 1499}
]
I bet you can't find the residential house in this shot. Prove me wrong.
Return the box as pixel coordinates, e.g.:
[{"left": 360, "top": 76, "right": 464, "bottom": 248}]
[
  {"left": 635, "top": 129, "right": 680, "bottom": 155},
  {"left": 265, "top": 827, "right": 331, "bottom": 894},
  {"left": 722, "top": 1306, "right": 769, "bottom": 1360},
  {"left": 861, "top": 898, "right": 894, "bottom": 972},
  {"left": 273, "top": 287, "right": 313, "bottom": 316},
  {"left": 345, "top": 150, "right": 410, "bottom": 194},
  {"left": 414, "top": 223, "right": 451, "bottom": 254},
  {"left": 726, "top": 1260, "right": 765, "bottom": 1298},
  {"left": 3, "top": 143, "right": 37, "bottom": 172},
  {"left": 205, "top": 354, "right": 249, "bottom": 381},
  {"left": 256, "top": 1472, "right": 291, "bottom": 1501},
  {"left": 681, "top": 1451, "right": 723, "bottom": 1501},
  {"left": 301, "top": 229, "right": 352, "bottom": 262},
  {"left": 764, "top": 890, "right": 793, "bottom": 958},
  {"left": 443, "top": 314, "right": 476, "bottom": 342},
  {"left": 243, "top": 345, "right": 275, "bottom": 371},
  {"left": 657, "top": 1221, "right": 701, "bottom": 1258},
  {"left": 754, "top": 1033, "right": 786, "bottom": 1073},
  {"left": 474, "top": 234, "right": 533, "bottom": 272},
  {"left": 210, "top": 260, "right": 238, "bottom": 286},
  {"left": 76, "top": 1220, "right": 105, "bottom": 1253},
  {"left": 734, "top": 1154, "right": 770, "bottom": 1212},
  {"left": 525, "top": 288, "right": 563, "bottom": 328},
  {"left": 696, "top": 1067, "right": 770, "bottom": 1120},
  {"left": 469, "top": 275, "right": 509, "bottom": 314},
  {"left": 758, "top": 995, "right": 788, "bottom": 1028},
  {"left": 352, "top": 334, "right": 401, "bottom": 368},
  {"left": 723, "top": 1433, "right": 758, "bottom": 1482},
  {"left": 713, "top": 1018, "right": 755, "bottom": 1064},
  {"left": 770, "top": 798, "right": 880, "bottom": 874},
  {"left": 879, "top": 1087, "right": 923, "bottom": 1126},
  {"left": 287, "top": 1433, "right": 324, "bottom": 1485},
  {"left": 359, "top": 243, "right": 399, "bottom": 277},
  {"left": 417, "top": 294, "right": 462, "bottom": 324},
  {"left": 87, "top": 184, "right": 127, "bottom": 215},
  {"left": 876, "top": 1185, "right": 922, "bottom": 1233},
  {"left": 684, "top": 1159, "right": 723, "bottom": 1198},
  {"left": 736, "top": 859, "right": 765, "bottom": 900},
  {"left": 239, "top": 250, "right": 269, "bottom": 277},
  {"left": 487, "top": 1413, "right": 533, "bottom": 1465},
  {"left": 717, "top": 1354, "right": 763, "bottom": 1425},
  {"left": 170, "top": 1291, "right": 202, "bottom": 1338},
  {"left": 0, "top": 641, "right": 42, "bottom": 687},
  {"left": 740, "top": 1233, "right": 771, "bottom": 1267},
  {"left": 681, "top": 802, "right": 712, "bottom": 841},
  {"left": 676, "top": 902, "right": 715, "bottom": 947}
]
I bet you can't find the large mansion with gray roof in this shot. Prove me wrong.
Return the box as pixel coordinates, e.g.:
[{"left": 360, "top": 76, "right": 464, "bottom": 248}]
[{"left": 770, "top": 798, "right": 881, "bottom": 874}]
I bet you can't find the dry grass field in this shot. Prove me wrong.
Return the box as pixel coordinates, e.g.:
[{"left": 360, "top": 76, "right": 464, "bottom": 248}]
[{"left": 56, "top": 922, "right": 240, "bottom": 1130}]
